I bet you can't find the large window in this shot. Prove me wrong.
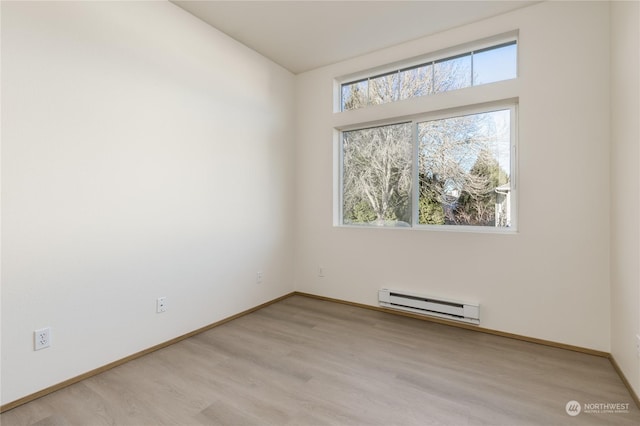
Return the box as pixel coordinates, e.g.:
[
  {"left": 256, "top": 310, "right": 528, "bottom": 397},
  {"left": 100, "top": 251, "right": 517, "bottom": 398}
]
[
  {"left": 337, "top": 35, "right": 518, "bottom": 232},
  {"left": 341, "top": 106, "right": 515, "bottom": 230}
]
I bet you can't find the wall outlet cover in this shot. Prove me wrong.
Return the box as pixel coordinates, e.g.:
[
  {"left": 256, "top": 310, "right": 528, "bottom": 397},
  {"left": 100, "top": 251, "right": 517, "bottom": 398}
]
[
  {"left": 157, "top": 297, "right": 167, "bottom": 313},
  {"left": 34, "top": 327, "right": 51, "bottom": 351}
]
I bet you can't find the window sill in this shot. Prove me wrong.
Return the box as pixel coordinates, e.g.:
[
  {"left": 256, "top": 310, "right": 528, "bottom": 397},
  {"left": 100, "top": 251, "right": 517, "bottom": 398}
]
[{"left": 336, "top": 223, "right": 518, "bottom": 235}]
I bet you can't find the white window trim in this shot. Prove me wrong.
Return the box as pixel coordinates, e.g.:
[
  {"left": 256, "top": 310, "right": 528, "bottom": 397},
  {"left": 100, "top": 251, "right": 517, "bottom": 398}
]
[
  {"left": 333, "top": 33, "right": 520, "bottom": 234},
  {"left": 333, "top": 30, "right": 519, "bottom": 114},
  {"left": 334, "top": 101, "right": 518, "bottom": 233},
  {"left": 412, "top": 102, "right": 518, "bottom": 234}
]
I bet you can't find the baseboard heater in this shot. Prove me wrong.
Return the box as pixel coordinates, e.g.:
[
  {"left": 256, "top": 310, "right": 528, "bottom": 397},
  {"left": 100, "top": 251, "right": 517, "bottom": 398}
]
[{"left": 378, "top": 289, "right": 480, "bottom": 325}]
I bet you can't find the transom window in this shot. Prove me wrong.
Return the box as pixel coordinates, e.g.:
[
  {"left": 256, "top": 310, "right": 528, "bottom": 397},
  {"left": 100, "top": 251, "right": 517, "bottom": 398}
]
[{"left": 340, "top": 41, "right": 517, "bottom": 111}]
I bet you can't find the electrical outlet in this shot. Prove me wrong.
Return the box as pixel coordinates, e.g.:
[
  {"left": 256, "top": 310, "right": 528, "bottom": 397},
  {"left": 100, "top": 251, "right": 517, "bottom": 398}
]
[
  {"left": 157, "top": 297, "right": 167, "bottom": 313},
  {"left": 318, "top": 266, "right": 325, "bottom": 278},
  {"left": 256, "top": 271, "right": 263, "bottom": 284},
  {"left": 34, "top": 327, "right": 51, "bottom": 351}
]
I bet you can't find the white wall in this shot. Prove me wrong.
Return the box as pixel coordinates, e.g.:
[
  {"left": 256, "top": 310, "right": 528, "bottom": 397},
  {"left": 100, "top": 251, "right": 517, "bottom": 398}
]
[
  {"left": 2, "top": 0, "right": 632, "bottom": 409},
  {"left": 1, "top": 1, "right": 295, "bottom": 405},
  {"left": 294, "top": 1, "right": 611, "bottom": 351},
  {"left": 610, "top": 0, "right": 640, "bottom": 396}
]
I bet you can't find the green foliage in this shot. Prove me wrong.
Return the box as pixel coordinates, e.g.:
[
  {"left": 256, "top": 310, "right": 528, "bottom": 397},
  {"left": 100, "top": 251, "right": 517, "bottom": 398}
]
[
  {"left": 348, "top": 199, "right": 376, "bottom": 223},
  {"left": 472, "top": 149, "right": 508, "bottom": 188},
  {"left": 418, "top": 173, "right": 446, "bottom": 224},
  {"left": 419, "top": 196, "right": 445, "bottom": 225},
  {"left": 453, "top": 149, "right": 507, "bottom": 226}
]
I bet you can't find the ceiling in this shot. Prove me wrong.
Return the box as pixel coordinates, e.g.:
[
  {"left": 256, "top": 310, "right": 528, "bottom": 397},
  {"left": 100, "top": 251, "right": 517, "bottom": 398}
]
[{"left": 171, "top": 1, "right": 537, "bottom": 74}]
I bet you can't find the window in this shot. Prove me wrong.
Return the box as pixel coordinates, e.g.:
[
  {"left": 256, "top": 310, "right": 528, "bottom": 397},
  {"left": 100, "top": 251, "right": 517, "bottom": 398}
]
[
  {"left": 341, "top": 106, "right": 515, "bottom": 230},
  {"left": 336, "top": 35, "right": 518, "bottom": 231},
  {"left": 342, "top": 123, "right": 413, "bottom": 226},
  {"left": 340, "top": 41, "right": 517, "bottom": 111},
  {"left": 417, "top": 108, "right": 513, "bottom": 228}
]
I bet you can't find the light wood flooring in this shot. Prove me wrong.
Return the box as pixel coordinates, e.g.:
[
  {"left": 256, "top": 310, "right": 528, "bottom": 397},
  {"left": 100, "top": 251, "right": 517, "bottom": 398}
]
[{"left": 2, "top": 295, "right": 639, "bottom": 425}]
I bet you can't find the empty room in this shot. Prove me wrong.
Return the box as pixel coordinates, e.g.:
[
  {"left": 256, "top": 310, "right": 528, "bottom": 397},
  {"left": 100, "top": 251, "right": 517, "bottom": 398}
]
[{"left": 1, "top": 0, "right": 639, "bottom": 425}]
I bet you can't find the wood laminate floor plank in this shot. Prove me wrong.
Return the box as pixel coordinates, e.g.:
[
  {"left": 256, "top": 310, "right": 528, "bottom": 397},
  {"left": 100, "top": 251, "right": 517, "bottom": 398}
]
[{"left": 2, "top": 295, "right": 639, "bottom": 425}]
